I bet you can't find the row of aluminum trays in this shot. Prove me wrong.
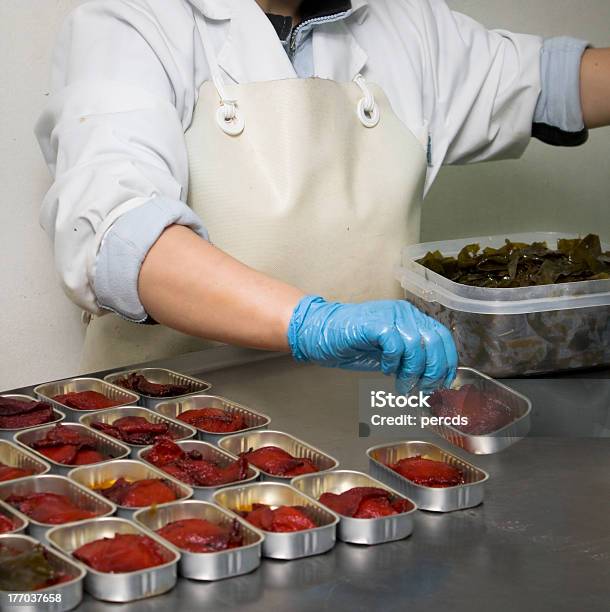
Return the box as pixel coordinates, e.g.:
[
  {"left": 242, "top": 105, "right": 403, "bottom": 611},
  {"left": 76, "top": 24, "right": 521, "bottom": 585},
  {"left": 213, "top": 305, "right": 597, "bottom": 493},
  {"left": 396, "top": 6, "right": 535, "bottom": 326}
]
[
  {"left": 0, "top": 367, "right": 531, "bottom": 609},
  {"left": 3, "top": 367, "right": 532, "bottom": 455}
]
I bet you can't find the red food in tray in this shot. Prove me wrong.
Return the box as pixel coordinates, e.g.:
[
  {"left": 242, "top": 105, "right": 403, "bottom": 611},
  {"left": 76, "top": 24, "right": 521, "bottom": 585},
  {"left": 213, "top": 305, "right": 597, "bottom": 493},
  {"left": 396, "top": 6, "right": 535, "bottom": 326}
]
[
  {"left": 95, "top": 477, "right": 177, "bottom": 507},
  {"left": 177, "top": 407, "right": 246, "bottom": 433},
  {"left": 6, "top": 492, "right": 99, "bottom": 524},
  {"left": 29, "top": 424, "right": 109, "bottom": 465},
  {"left": 0, "top": 462, "right": 35, "bottom": 483},
  {"left": 0, "top": 397, "right": 55, "bottom": 429},
  {"left": 91, "top": 416, "right": 171, "bottom": 445},
  {"left": 430, "top": 385, "right": 515, "bottom": 435},
  {"left": 239, "top": 504, "right": 317, "bottom": 533},
  {"left": 73, "top": 533, "right": 169, "bottom": 573},
  {"left": 0, "top": 513, "right": 18, "bottom": 534},
  {"left": 52, "top": 391, "right": 121, "bottom": 411},
  {"left": 389, "top": 456, "right": 464, "bottom": 488},
  {"left": 115, "top": 373, "right": 190, "bottom": 398},
  {"left": 242, "top": 446, "right": 319, "bottom": 477},
  {"left": 157, "top": 518, "right": 243, "bottom": 552},
  {"left": 319, "top": 487, "right": 413, "bottom": 518},
  {"left": 143, "top": 438, "right": 249, "bottom": 487}
]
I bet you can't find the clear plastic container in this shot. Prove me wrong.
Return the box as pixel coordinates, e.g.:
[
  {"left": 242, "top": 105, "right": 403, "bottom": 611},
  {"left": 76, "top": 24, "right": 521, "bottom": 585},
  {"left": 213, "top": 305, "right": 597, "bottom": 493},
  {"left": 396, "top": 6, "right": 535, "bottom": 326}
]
[{"left": 396, "top": 232, "right": 610, "bottom": 377}]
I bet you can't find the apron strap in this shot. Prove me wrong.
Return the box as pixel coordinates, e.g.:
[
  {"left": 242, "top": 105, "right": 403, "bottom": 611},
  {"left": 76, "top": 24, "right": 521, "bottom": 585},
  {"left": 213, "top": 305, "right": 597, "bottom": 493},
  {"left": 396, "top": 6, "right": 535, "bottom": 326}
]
[
  {"left": 194, "top": 14, "right": 380, "bottom": 134},
  {"left": 195, "top": 13, "right": 246, "bottom": 136}
]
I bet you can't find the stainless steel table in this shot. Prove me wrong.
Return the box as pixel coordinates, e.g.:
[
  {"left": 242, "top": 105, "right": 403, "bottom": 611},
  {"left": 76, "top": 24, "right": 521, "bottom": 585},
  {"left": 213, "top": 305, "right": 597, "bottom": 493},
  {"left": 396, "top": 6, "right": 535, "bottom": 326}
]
[{"left": 6, "top": 351, "right": 610, "bottom": 611}]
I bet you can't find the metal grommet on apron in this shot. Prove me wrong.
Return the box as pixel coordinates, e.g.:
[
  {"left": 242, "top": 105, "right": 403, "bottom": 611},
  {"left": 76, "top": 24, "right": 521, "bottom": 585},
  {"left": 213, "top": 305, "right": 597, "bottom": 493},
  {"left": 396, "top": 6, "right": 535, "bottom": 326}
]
[{"left": 80, "top": 13, "right": 428, "bottom": 374}]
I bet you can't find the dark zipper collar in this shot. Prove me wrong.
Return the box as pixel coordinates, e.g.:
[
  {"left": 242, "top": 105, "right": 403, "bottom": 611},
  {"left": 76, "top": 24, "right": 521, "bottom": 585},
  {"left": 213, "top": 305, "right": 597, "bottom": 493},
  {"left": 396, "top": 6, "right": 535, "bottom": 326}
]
[{"left": 267, "top": 0, "right": 352, "bottom": 45}]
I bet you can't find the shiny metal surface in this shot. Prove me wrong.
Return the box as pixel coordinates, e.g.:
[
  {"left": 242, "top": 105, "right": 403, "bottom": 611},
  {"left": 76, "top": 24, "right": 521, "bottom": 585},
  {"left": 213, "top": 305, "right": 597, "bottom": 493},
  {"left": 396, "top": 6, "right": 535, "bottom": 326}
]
[
  {"left": 137, "top": 439, "right": 259, "bottom": 500},
  {"left": 3, "top": 352, "right": 609, "bottom": 610},
  {"left": 103, "top": 368, "right": 212, "bottom": 409},
  {"left": 0, "top": 533, "right": 86, "bottom": 612},
  {"left": 0, "top": 394, "right": 65, "bottom": 440},
  {"left": 367, "top": 441, "right": 489, "bottom": 512},
  {"left": 422, "top": 367, "right": 532, "bottom": 455},
  {"left": 46, "top": 517, "right": 179, "bottom": 603},
  {"left": 214, "top": 482, "right": 338, "bottom": 560},
  {"left": 78, "top": 406, "right": 197, "bottom": 457},
  {"left": 34, "top": 378, "right": 139, "bottom": 422},
  {"left": 0, "top": 439, "right": 51, "bottom": 480},
  {"left": 67, "top": 459, "right": 192, "bottom": 519},
  {"left": 133, "top": 500, "right": 264, "bottom": 580},
  {"left": 219, "top": 430, "right": 339, "bottom": 481},
  {"left": 291, "top": 470, "right": 416, "bottom": 545},
  {"left": 14, "top": 423, "right": 131, "bottom": 476},
  {"left": 155, "top": 394, "right": 270, "bottom": 443},
  {"left": 0, "top": 475, "right": 116, "bottom": 541}
]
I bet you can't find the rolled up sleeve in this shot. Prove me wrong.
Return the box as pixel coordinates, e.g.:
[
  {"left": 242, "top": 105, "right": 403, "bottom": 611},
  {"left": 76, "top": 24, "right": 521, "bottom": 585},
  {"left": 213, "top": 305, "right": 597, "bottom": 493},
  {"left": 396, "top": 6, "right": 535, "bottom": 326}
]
[
  {"left": 35, "top": 0, "right": 200, "bottom": 317},
  {"left": 533, "top": 36, "right": 591, "bottom": 146}
]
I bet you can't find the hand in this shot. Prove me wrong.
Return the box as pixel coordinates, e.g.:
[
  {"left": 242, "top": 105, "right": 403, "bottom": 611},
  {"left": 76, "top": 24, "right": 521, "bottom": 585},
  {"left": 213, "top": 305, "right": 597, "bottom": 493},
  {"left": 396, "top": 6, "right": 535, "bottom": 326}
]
[{"left": 287, "top": 296, "right": 458, "bottom": 392}]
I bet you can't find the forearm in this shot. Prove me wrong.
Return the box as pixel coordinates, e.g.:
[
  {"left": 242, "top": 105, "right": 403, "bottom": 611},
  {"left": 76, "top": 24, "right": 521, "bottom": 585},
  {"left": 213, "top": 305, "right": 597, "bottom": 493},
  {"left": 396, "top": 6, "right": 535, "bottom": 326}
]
[
  {"left": 581, "top": 48, "right": 610, "bottom": 128},
  {"left": 138, "top": 225, "right": 305, "bottom": 351}
]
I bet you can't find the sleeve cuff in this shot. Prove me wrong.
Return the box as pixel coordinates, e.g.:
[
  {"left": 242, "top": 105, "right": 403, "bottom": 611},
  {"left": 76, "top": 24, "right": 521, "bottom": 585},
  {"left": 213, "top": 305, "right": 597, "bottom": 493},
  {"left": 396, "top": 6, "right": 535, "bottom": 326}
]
[
  {"left": 533, "top": 36, "right": 591, "bottom": 145},
  {"left": 93, "top": 196, "right": 209, "bottom": 322}
]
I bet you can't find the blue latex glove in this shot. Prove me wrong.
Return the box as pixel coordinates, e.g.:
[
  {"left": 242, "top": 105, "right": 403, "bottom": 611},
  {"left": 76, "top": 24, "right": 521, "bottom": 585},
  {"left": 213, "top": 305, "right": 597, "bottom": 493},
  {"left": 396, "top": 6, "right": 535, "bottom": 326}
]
[{"left": 287, "top": 296, "right": 458, "bottom": 392}]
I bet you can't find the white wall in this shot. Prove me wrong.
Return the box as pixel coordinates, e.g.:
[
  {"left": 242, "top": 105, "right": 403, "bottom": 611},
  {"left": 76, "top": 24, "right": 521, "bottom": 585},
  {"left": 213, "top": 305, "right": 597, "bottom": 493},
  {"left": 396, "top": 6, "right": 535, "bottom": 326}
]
[{"left": 0, "top": 0, "right": 608, "bottom": 389}]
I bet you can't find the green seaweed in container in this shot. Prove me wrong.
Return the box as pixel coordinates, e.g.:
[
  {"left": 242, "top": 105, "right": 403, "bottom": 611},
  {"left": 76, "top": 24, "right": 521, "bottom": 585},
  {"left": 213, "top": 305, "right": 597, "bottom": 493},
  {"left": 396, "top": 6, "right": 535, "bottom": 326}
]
[{"left": 417, "top": 234, "right": 610, "bottom": 288}]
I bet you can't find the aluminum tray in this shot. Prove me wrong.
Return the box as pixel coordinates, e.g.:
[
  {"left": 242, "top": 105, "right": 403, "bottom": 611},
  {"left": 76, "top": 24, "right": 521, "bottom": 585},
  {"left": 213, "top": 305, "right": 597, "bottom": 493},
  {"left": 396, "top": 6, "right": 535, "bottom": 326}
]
[
  {"left": 134, "top": 500, "right": 264, "bottom": 580},
  {"left": 67, "top": 459, "right": 193, "bottom": 519},
  {"left": 219, "top": 430, "right": 339, "bottom": 482},
  {"left": 0, "top": 475, "right": 116, "bottom": 541},
  {"left": 0, "top": 394, "right": 65, "bottom": 440},
  {"left": 34, "top": 378, "right": 139, "bottom": 422},
  {"left": 213, "top": 482, "right": 338, "bottom": 560},
  {"left": 367, "top": 441, "right": 489, "bottom": 512},
  {"left": 46, "top": 517, "right": 179, "bottom": 603},
  {"left": 0, "top": 533, "right": 86, "bottom": 612},
  {"left": 0, "top": 439, "right": 50, "bottom": 482},
  {"left": 78, "top": 406, "right": 197, "bottom": 458},
  {"left": 291, "top": 470, "right": 417, "bottom": 545},
  {"left": 0, "top": 498, "right": 28, "bottom": 535},
  {"left": 14, "top": 423, "right": 131, "bottom": 476},
  {"left": 155, "top": 394, "right": 271, "bottom": 443},
  {"left": 104, "top": 368, "right": 212, "bottom": 409},
  {"left": 138, "top": 440, "right": 259, "bottom": 501},
  {"left": 422, "top": 368, "right": 531, "bottom": 455}
]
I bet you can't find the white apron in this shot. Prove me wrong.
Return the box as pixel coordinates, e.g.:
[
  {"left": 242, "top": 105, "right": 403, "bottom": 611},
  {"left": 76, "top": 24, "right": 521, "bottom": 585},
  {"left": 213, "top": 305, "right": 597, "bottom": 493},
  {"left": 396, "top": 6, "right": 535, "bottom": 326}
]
[{"left": 80, "top": 15, "right": 427, "bottom": 373}]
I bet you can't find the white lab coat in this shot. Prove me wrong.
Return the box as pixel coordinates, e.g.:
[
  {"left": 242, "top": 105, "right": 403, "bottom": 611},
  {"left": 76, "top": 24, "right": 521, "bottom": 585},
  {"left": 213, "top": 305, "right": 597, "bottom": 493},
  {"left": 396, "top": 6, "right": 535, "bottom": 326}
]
[{"left": 35, "top": 0, "right": 542, "bottom": 314}]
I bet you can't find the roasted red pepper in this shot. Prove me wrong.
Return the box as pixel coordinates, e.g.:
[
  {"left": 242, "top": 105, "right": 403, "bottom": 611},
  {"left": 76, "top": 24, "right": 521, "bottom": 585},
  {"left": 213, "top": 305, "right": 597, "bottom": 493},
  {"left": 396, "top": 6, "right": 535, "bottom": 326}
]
[
  {"left": 157, "top": 518, "right": 243, "bottom": 552},
  {"left": 177, "top": 407, "right": 246, "bottom": 433},
  {"left": 0, "top": 513, "right": 18, "bottom": 534},
  {"left": 0, "top": 397, "right": 55, "bottom": 429},
  {"left": 239, "top": 504, "right": 317, "bottom": 532},
  {"left": 95, "top": 478, "right": 177, "bottom": 507},
  {"left": 73, "top": 533, "right": 169, "bottom": 573},
  {"left": 0, "top": 462, "right": 34, "bottom": 483},
  {"left": 429, "top": 385, "right": 515, "bottom": 435},
  {"left": 115, "top": 373, "right": 190, "bottom": 397},
  {"left": 389, "top": 456, "right": 464, "bottom": 488},
  {"left": 6, "top": 492, "right": 99, "bottom": 524},
  {"left": 319, "top": 487, "right": 413, "bottom": 518},
  {"left": 242, "top": 446, "right": 319, "bottom": 477},
  {"left": 29, "top": 424, "right": 109, "bottom": 465},
  {"left": 91, "top": 416, "right": 171, "bottom": 445},
  {"left": 143, "top": 438, "right": 249, "bottom": 487},
  {"left": 52, "top": 391, "right": 121, "bottom": 411}
]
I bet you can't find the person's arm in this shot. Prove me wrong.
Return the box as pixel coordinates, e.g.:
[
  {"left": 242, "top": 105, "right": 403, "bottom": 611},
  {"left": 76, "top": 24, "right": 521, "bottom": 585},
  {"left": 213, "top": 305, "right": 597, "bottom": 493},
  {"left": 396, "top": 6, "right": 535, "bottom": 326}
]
[
  {"left": 581, "top": 48, "right": 610, "bottom": 128},
  {"left": 138, "top": 225, "right": 303, "bottom": 351}
]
